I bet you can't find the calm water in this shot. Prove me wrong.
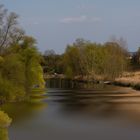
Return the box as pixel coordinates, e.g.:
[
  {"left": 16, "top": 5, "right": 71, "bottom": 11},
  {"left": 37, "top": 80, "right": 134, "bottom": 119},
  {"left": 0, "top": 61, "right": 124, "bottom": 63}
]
[{"left": 2, "top": 79, "right": 140, "bottom": 140}]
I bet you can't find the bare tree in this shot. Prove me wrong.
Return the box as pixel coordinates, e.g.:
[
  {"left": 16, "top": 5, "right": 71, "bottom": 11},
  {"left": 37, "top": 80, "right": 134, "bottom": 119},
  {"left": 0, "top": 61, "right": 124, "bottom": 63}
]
[
  {"left": 0, "top": 5, "right": 24, "bottom": 54},
  {"left": 44, "top": 49, "right": 56, "bottom": 56}
]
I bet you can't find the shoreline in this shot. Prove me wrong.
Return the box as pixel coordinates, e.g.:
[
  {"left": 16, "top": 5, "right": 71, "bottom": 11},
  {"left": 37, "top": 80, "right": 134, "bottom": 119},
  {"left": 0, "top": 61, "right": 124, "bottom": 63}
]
[
  {"left": 114, "top": 71, "right": 140, "bottom": 90},
  {"left": 44, "top": 73, "right": 140, "bottom": 91}
]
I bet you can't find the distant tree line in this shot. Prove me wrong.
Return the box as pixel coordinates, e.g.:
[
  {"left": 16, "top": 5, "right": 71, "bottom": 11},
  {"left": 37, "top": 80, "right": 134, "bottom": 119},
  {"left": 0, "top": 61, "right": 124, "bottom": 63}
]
[
  {"left": 130, "top": 47, "right": 140, "bottom": 70},
  {"left": 42, "top": 49, "right": 64, "bottom": 75},
  {"left": 43, "top": 38, "right": 128, "bottom": 80}
]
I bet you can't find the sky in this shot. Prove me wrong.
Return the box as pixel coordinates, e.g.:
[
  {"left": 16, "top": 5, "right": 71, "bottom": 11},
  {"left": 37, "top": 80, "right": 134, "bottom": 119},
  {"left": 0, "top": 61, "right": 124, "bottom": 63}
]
[{"left": 1, "top": 0, "right": 140, "bottom": 53}]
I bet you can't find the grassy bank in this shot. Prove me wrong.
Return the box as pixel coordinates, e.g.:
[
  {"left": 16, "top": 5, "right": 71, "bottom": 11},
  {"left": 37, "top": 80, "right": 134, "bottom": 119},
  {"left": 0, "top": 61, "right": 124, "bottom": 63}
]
[
  {"left": 44, "top": 73, "right": 113, "bottom": 86},
  {"left": 44, "top": 72, "right": 140, "bottom": 91},
  {"left": 115, "top": 71, "right": 140, "bottom": 90}
]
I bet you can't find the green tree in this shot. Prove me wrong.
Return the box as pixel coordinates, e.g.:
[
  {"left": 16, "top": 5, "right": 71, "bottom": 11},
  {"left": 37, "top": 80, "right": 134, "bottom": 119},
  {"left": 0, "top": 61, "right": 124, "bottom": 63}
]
[
  {"left": 19, "top": 36, "right": 45, "bottom": 93},
  {"left": 103, "top": 42, "right": 127, "bottom": 80},
  {"left": 63, "top": 39, "right": 128, "bottom": 80},
  {"left": 0, "top": 5, "right": 45, "bottom": 102}
]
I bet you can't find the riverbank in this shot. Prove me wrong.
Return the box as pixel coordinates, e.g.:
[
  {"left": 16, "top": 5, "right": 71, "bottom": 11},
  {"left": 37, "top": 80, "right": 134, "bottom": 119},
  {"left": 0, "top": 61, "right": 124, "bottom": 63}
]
[
  {"left": 44, "top": 72, "right": 140, "bottom": 91},
  {"left": 114, "top": 71, "right": 140, "bottom": 90},
  {"left": 44, "top": 74, "right": 104, "bottom": 83}
]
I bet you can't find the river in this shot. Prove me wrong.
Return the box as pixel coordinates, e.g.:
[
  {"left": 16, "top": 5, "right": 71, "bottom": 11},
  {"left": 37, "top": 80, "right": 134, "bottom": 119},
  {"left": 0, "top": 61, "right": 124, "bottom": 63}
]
[{"left": 2, "top": 79, "right": 140, "bottom": 140}]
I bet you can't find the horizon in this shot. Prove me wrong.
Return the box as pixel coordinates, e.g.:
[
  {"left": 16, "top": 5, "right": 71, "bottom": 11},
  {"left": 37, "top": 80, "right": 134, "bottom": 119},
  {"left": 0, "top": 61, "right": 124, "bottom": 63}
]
[{"left": 1, "top": 0, "right": 140, "bottom": 53}]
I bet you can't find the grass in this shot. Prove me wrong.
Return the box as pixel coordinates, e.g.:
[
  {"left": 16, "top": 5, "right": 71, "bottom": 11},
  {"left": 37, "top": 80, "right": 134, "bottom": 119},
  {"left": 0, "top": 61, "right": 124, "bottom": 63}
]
[{"left": 115, "top": 71, "right": 140, "bottom": 90}]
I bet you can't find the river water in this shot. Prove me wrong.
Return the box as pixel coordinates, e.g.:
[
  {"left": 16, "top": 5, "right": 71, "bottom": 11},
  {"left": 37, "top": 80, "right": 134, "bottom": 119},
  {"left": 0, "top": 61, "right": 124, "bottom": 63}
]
[{"left": 2, "top": 79, "right": 140, "bottom": 140}]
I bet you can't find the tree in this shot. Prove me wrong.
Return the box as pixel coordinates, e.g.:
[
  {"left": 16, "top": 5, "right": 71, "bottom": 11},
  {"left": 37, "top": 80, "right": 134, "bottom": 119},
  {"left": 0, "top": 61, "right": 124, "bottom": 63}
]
[
  {"left": 0, "top": 5, "right": 45, "bottom": 102},
  {"left": 44, "top": 49, "right": 55, "bottom": 56},
  {"left": 19, "top": 36, "right": 45, "bottom": 92},
  {"left": 0, "top": 5, "right": 24, "bottom": 54},
  {"left": 0, "top": 111, "right": 11, "bottom": 140},
  {"left": 63, "top": 39, "right": 128, "bottom": 80},
  {"left": 64, "top": 45, "right": 83, "bottom": 77},
  {"left": 43, "top": 50, "right": 64, "bottom": 74},
  {"left": 103, "top": 42, "right": 127, "bottom": 79},
  {"left": 131, "top": 47, "right": 140, "bottom": 69}
]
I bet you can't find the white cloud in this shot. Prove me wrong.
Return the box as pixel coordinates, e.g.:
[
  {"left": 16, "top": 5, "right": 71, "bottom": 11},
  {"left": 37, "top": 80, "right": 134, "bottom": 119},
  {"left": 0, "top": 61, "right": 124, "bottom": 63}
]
[
  {"left": 60, "top": 15, "right": 87, "bottom": 23},
  {"left": 60, "top": 15, "right": 101, "bottom": 24}
]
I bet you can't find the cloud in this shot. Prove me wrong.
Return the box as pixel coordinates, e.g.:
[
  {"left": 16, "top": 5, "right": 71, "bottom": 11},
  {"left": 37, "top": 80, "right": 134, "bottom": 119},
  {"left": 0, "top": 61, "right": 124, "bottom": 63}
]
[
  {"left": 60, "top": 15, "right": 87, "bottom": 23},
  {"left": 60, "top": 15, "right": 101, "bottom": 24}
]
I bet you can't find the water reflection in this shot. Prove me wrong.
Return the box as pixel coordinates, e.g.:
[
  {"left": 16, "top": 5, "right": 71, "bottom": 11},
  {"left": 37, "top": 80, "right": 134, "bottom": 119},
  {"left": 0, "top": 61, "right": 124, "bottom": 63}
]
[
  {"left": 1, "top": 93, "right": 47, "bottom": 125},
  {"left": 2, "top": 79, "right": 140, "bottom": 140},
  {"left": 46, "top": 79, "right": 140, "bottom": 122},
  {"left": 0, "top": 90, "right": 47, "bottom": 140}
]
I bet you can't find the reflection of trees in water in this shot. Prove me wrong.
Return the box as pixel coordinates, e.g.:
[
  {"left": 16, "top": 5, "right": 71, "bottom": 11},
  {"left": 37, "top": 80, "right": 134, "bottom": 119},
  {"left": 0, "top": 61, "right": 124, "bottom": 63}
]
[
  {"left": 51, "top": 90, "right": 120, "bottom": 115},
  {"left": 2, "top": 102, "right": 47, "bottom": 124},
  {"left": 46, "top": 78, "right": 101, "bottom": 89},
  {"left": 0, "top": 128, "right": 9, "bottom": 140},
  {"left": 0, "top": 92, "right": 47, "bottom": 140},
  {"left": 47, "top": 79, "right": 140, "bottom": 122},
  {"left": 1, "top": 92, "right": 47, "bottom": 124}
]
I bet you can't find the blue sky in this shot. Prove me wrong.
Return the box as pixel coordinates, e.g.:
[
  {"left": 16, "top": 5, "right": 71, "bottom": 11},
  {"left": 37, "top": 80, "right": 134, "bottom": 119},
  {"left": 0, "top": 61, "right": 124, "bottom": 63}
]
[{"left": 1, "top": 0, "right": 140, "bottom": 53}]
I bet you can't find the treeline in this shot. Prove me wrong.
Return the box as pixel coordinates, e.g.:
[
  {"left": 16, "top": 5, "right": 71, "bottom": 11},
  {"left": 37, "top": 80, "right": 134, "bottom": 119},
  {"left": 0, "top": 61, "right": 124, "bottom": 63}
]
[
  {"left": 131, "top": 47, "right": 140, "bottom": 70},
  {"left": 43, "top": 38, "right": 128, "bottom": 80},
  {"left": 0, "top": 5, "right": 44, "bottom": 103}
]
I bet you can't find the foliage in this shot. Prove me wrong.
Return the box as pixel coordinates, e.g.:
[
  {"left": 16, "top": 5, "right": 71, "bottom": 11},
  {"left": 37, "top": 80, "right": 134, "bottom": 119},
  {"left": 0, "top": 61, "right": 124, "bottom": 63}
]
[
  {"left": 43, "top": 39, "right": 128, "bottom": 80},
  {"left": 0, "top": 111, "right": 12, "bottom": 128},
  {"left": 42, "top": 50, "right": 64, "bottom": 74},
  {"left": 0, "top": 41, "right": 45, "bottom": 102},
  {"left": 132, "top": 47, "right": 140, "bottom": 64},
  {"left": 63, "top": 39, "right": 128, "bottom": 80},
  {"left": 0, "top": 5, "right": 45, "bottom": 103},
  {"left": 0, "top": 5, "right": 24, "bottom": 54},
  {"left": 0, "top": 111, "right": 11, "bottom": 140},
  {"left": 43, "top": 39, "right": 127, "bottom": 80},
  {"left": 103, "top": 42, "right": 127, "bottom": 79}
]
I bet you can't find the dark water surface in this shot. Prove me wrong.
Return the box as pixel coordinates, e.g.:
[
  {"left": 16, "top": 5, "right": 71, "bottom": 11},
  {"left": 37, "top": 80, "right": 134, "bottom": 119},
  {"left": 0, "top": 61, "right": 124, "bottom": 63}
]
[{"left": 2, "top": 79, "right": 140, "bottom": 140}]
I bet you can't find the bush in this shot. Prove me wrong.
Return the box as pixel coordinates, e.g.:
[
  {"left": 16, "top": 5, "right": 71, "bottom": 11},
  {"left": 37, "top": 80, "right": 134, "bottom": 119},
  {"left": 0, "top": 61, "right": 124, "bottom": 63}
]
[{"left": 0, "top": 111, "right": 12, "bottom": 128}]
